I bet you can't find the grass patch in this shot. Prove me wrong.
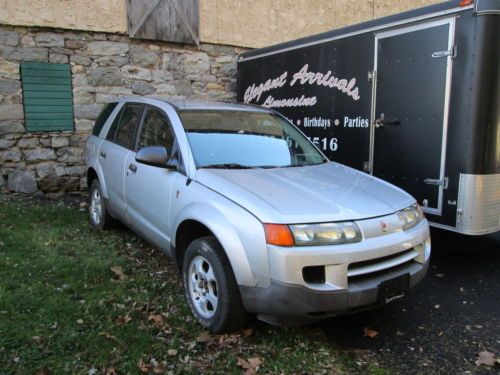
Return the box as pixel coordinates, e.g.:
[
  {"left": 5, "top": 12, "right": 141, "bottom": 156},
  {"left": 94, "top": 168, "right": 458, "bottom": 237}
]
[{"left": 0, "top": 195, "right": 388, "bottom": 374}]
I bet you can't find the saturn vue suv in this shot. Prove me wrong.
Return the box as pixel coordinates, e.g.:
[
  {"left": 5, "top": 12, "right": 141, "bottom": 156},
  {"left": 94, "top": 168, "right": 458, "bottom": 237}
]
[{"left": 85, "top": 97, "right": 431, "bottom": 332}]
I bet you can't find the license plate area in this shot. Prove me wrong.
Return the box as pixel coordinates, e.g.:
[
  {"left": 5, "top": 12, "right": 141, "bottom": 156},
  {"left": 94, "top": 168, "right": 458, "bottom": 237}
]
[{"left": 378, "top": 274, "right": 409, "bottom": 304}]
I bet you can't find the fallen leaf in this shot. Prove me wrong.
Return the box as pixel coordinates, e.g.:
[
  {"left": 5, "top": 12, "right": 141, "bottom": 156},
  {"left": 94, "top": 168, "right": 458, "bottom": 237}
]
[
  {"left": 76, "top": 319, "right": 84, "bottom": 325},
  {"left": 247, "top": 357, "right": 262, "bottom": 368},
  {"left": 218, "top": 333, "right": 241, "bottom": 347},
  {"left": 104, "top": 368, "right": 117, "bottom": 375},
  {"left": 363, "top": 327, "right": 379, "bottom": 338},
  {"left": 434, "top": 304, "right": 440, "bottom": 309},
  {"left": 32, "top": 336, "right": 42, "bottom": 343},
  {"left": 241, "top": 327, "right": 254, "bottom": 337},
  {"left": 237, "top": 357, "right": 249, "bottom": 368},
  {"left": 476, "top": 351, "right": 496, "bottom": 367},
  {"left": 36, "top": 366, "right": 52, "bottom": 375},
  {"left": 237, "top": 356, "right": 263, "bottom": 375},
  {"left": 110, "top": 265, "right": 127, "bottom": 280},
  {"left": 167, "top": 349, "right": 177, "bottom": 356},
  {"left": 137, "top": 359, "right": 149, "bottom": 373},
  {"left": 197, "top": 332, "right": 212, "bottom": 344},
  {"left": 153, "top": 362, "right": 166, "bottom": 374},
  {"left": 148, "top": 314, "right": 164, "bottom": 326},
  {"left": 98, "top": 332, "right": 117, "bottom": 341},
  {"left": 115, "top": 315, "right": 132, "bottom": 325},
  {"left": 80, "top": 202, "right": 87, "bottom": 208}
]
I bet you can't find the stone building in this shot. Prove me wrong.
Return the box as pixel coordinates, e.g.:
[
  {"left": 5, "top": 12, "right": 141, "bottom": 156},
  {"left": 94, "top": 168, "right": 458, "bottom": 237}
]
[{"left": 0, "top": 0, "right": 441, "bottom": 196}]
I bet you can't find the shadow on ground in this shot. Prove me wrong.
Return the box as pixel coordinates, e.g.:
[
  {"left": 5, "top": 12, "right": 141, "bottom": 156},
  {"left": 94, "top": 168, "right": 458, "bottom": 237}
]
[{"left": 315, "top": 229, "right": 500, "bottom": 374}]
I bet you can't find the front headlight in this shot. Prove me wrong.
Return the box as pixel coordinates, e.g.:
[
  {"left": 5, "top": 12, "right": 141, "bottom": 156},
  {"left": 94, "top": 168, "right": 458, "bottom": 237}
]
[
  {"left": 289, "top": 221, "right": 362, "bottom": 246},
  {"left": 397, "top": 204, "right": 424, "bottom": 231}
]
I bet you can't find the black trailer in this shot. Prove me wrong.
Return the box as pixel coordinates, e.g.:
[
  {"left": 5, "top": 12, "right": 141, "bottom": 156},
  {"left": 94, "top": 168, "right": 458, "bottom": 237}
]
[{"left": 237, "top": 0, "right": 499, "bottom": 235}]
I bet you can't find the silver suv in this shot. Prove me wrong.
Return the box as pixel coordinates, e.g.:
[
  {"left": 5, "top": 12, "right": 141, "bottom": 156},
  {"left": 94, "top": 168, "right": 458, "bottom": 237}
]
[{"left": 85, "top": 97, "right": 431, "bottom": 332}]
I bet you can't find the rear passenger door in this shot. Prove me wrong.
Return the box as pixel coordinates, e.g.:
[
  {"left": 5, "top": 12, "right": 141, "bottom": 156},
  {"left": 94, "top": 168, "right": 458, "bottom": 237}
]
[
  {"left": 124, "top": 105, "right": 180, "bottom": 251},
  {"left": 99, "top": 103, "right": 144, "bottom": 221}
]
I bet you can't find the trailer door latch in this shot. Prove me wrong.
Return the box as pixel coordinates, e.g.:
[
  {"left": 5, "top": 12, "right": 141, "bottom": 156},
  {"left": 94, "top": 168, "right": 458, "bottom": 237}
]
[
  {"left": 432, "top": 46, "right": 457, "bottom": 59},
  {"left": 424, "top": 177, "right": 449, "bottom": 189}
]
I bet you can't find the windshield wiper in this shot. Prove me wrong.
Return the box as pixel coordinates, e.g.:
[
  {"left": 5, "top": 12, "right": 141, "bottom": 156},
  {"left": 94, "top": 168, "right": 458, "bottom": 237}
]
[
  {"left": 255, "top": 165, "right": 290, "bottom": 169},
  {"left": 200, "top": 163, "right": 255, "bottom": 169}
]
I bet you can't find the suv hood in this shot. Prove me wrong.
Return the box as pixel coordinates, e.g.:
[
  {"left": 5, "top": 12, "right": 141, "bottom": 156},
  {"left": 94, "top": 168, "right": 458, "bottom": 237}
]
[{"left": 195, "top": 162, "right": 415, "bottom": 224}]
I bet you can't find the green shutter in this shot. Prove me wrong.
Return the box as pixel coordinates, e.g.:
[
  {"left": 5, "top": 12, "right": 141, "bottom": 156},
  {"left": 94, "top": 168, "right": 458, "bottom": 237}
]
[{"left": 21, "top": 62, "right": 74, "bottom": 132}]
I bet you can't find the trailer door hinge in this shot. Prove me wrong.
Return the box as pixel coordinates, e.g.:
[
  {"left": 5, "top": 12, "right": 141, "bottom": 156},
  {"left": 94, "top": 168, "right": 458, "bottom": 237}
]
[
  {"left": 432, "top": 46, "right": 457, "bottom": 59},
  {"left": 424, "top": 177, "right": 449, "bottom": 189},
  {"left": 368, "top": 70, "right": 377, "bottom": 82}
]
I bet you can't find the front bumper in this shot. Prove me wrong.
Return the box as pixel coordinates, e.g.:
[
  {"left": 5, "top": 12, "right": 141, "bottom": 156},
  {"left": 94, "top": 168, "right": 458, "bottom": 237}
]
[
  {"left": 239, "top": 217, "right": 431, "bottom": 322},
  {"left": 240, "top": 257, "right": 429, "bottom": 323}
]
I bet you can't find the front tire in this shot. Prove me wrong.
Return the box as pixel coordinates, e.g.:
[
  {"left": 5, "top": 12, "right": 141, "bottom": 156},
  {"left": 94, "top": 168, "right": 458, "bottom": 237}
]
[
  {"left": 182, "top": 236, "right": 247, "bottom": 333},
  {"left": 89, "top": 179, "right": 111, "bottom": 230}
]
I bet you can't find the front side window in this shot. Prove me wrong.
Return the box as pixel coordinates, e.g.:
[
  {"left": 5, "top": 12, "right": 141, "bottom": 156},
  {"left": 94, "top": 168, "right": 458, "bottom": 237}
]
[
  {"left": 177, "top": 110, "right": 327, "bottom": 168},
  {"left": 138, "top": 106, "right": 175, "bottom": 151},
  {"left": 111, "top": 104, "right": 144, "bottom": 149}
]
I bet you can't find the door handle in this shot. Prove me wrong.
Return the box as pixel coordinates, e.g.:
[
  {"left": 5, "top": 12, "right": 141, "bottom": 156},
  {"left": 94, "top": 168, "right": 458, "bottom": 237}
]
[
  {"left": 128, "top": 163, "right": 137, "bottom": 173},
  {"left": 384, "top": 119, "right": 400, "bottom": 125},
  {"left": 375, "top": 113, "right": 400, "bottom": 128},
  {"left": 424, "top": 177, "right": 448, "bottom": 189},
  {"left": 99, "top": 150, "right": 106, "bottom": 158}
]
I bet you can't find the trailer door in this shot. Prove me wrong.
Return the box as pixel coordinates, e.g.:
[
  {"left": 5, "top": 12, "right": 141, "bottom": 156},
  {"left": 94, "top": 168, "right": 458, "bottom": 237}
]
[{"left": 371, "top": 18, "right": 455, "bottom": 215}]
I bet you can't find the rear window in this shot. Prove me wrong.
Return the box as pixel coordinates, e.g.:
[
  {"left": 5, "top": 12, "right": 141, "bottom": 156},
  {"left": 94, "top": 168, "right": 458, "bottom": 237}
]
[{"left": 92, "top": 102, "right": 118, "bottom": 137}]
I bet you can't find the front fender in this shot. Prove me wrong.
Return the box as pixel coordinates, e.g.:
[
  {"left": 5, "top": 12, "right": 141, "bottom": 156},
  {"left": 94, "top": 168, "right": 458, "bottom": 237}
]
[{"left": 172, "top": 201, "right": 270, "bottom": 288}]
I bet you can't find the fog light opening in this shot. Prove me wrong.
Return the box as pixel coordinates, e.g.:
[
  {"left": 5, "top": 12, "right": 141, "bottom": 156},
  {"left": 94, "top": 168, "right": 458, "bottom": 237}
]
[{"left": 302, "top": 266, "right": 326, "bottom": 284}]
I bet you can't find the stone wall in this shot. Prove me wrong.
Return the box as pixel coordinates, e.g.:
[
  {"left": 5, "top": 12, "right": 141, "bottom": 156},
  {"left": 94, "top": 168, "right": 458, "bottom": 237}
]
[{"left": 0, "top": 25, "right": 243, "bottom": 197}]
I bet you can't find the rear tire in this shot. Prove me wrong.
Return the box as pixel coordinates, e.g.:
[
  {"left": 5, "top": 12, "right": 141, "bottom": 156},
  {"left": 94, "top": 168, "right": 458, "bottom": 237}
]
[
  {"left": 182, "top": 236, "right": 247, "bottom": 333},
  {"left": 89, "top": 179, "right": 111, "bottom": 230}
]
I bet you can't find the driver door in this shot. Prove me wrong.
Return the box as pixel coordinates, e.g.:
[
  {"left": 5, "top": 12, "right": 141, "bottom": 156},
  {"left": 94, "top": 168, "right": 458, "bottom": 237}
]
[{"left": 124, "top": 105, "right": 180, "bottom": 251}]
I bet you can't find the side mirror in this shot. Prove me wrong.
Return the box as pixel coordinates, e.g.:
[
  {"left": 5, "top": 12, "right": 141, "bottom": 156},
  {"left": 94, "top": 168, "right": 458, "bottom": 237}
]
[{"left": 135, "top": 146, "right": 175, "bottom": 169}]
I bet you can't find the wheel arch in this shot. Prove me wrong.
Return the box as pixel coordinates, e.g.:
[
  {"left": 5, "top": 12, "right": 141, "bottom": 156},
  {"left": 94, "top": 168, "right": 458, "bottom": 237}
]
[
  {"left": 172, "top": 203, "right": 257, "bottom": 287},
  {"left": 87, "top": 167, "right": 98, "bottom": 189},
  {"left": 86, "top": 164, "right": 109, "bottom": 199}
]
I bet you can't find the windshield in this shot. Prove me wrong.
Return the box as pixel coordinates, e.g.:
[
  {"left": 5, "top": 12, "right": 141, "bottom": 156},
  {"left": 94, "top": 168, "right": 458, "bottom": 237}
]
[{"left": 177, "top": 110, "right": 327, "bottom": 169}]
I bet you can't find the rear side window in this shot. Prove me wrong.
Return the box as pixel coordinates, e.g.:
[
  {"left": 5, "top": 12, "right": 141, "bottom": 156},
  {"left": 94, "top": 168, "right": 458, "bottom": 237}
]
[
  {"left": 107, "top": 103, "right": 144, "bottom": 150},
  {"left": 92, "top": 102, "right": 118, "bottom": 137}
]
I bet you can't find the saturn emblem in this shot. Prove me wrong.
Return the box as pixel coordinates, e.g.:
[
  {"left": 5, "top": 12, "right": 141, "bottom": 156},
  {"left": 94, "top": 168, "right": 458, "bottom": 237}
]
[{"left": 380, "top": 220, "right": 389, "bottom": 232}]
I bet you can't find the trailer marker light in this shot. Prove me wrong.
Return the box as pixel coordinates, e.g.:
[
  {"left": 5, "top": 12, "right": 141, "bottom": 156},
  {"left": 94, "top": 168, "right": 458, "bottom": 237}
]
[{"left": 459, "top": 0, "right": 473, "bottom": 6}]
